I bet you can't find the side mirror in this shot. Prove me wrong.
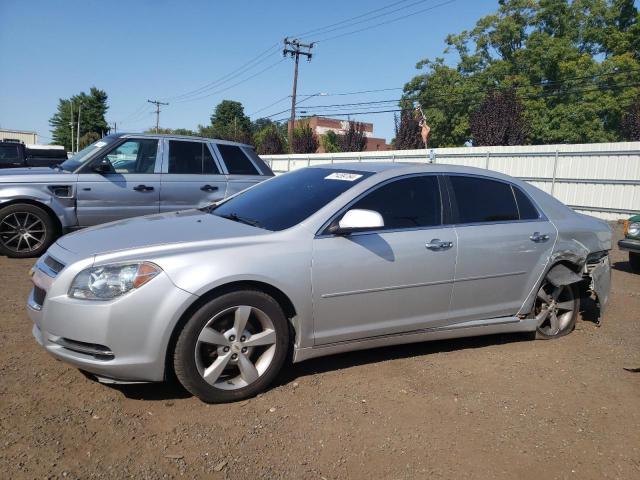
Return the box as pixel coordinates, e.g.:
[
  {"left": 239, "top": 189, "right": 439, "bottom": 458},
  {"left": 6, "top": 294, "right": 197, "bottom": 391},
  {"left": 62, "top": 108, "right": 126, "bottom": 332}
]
[
  {"left": 329, "top": 209, "right": 384, "bottom": 235},
  {"left": 92, "top": 159, "right": 112, "bottom": 174}
]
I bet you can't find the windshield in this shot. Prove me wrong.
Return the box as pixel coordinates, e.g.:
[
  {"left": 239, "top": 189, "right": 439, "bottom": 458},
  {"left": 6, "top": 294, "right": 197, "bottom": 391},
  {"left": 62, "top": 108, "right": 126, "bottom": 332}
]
[
  {"left": 210, "top": 167, "right": 372, "bottom": 231},
  {"left": 59, "top": 135, "right": 119, "bottom": 171}
]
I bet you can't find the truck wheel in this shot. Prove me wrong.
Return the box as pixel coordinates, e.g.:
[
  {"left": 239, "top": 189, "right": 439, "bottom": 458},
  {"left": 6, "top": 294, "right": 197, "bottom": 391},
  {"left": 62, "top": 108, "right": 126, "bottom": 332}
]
[
  {"left": 0, "top": 203, "right": 57, "bottom": 258},
  {"left": 630, "top": 253, "right": 640, "bottom": 273},
  {"left": 173, "top": 289, "right": 289, "bottom": 403}
]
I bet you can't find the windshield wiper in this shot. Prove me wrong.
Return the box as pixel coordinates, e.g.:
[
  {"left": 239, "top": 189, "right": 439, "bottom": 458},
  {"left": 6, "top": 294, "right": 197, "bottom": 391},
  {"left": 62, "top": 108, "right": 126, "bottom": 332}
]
[{"left": 218, "top": 213, "right": 263, "bottom": 228}]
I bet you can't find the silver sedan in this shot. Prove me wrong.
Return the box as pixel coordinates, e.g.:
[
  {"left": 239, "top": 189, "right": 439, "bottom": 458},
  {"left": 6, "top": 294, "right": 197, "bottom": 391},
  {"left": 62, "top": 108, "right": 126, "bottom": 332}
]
[{"left": 27, "top": 163, "right": 612, "bottom": 403}]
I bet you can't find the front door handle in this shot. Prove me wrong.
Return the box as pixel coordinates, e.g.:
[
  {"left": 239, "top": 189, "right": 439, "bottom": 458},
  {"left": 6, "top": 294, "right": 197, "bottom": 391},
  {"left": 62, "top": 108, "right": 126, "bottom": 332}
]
[
  {"left": 133, "top": 184, "right": 154, "bottom": 192},
  {"left": 530, "top": 232, "right": 550, "bottom": 242},
  {"left": 426, "top": 239, "right": 453, "bottom": 251},
  {"left": 200, "top": 184, "right": 219, "bottom": 192}
]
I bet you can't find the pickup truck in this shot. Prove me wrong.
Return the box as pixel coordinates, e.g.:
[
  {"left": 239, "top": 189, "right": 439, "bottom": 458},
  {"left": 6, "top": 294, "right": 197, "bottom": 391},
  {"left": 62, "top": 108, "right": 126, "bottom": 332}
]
[
  {"left": 0, "top": 133, "right": 273, "bottom": 257},
  {"left": 618, "top": 215, "right": 640, "bottom": 273},
  {"left": 0, "top": 141, "right": 67, "bottom": 169}
]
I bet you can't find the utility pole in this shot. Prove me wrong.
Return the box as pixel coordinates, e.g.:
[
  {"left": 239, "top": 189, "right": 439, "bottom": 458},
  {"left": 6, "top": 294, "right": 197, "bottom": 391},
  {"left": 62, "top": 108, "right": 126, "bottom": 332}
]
[
  {"left": 76, "top": 102, "right": 82, "bottom": 151},
  {"left": 147, "top": 99, "right": 169, "bottom": 133},
  {"left": 283, "top": 38, "right": 314, "bottom": 148},
  {"left": 69, "top": 101, "right": 74, "bottom": 153}
]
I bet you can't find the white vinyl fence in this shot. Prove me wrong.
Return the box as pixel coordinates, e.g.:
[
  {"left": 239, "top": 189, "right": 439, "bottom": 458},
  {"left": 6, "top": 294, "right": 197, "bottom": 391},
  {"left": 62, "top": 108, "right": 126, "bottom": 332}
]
[{"left": 262, "top": 142, "right": 640, "bottom": 220}]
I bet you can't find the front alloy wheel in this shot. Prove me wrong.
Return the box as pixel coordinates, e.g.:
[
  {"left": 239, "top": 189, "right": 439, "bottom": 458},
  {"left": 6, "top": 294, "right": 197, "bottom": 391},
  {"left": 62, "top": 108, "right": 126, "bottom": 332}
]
[
  {"left": 174, "top": 290, "right": 289, "bottom": 403},
  {"left": 534, "top": 280, "right": 578, "bottom": 339}
]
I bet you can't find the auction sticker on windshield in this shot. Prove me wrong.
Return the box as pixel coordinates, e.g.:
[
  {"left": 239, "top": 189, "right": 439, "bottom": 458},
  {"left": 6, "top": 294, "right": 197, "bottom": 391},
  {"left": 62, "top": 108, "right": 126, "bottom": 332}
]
[{"left": 325, "top": 172, "right": 363, "bottom": 181}]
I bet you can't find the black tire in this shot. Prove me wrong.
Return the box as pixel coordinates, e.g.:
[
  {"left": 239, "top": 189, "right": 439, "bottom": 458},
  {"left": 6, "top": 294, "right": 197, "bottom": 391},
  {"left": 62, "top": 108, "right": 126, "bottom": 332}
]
[
  {"left": 0, "top": 203, "right": 57, "bottom": 258},
  {"left": 535, "top": 282, "right": 579, "bottom": 340},
  {"left": 173, "top": 290, "right": 289, "bottom": 403},
  {"left": 629, "top": 252, "right": 640, "bottom": 273}
]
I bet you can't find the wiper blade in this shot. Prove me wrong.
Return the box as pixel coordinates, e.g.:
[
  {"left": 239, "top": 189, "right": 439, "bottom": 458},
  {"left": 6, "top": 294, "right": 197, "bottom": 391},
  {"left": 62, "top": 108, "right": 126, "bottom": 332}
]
[{"left": 219, "top": 213, "right": 262, "bottom": 228}]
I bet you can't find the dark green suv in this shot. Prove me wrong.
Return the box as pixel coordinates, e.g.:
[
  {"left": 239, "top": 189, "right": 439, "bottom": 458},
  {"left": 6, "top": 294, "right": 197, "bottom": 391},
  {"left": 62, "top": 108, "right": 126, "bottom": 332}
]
[{"left": 619, "top": 215, "right": 640, "bottom": 273}]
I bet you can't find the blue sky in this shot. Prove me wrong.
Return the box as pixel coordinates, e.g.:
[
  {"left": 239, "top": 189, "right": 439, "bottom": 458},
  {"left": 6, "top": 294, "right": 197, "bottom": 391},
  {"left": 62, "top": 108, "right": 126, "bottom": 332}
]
[{"left": 0, "top": 0, "right": 496, "bottom": 143}]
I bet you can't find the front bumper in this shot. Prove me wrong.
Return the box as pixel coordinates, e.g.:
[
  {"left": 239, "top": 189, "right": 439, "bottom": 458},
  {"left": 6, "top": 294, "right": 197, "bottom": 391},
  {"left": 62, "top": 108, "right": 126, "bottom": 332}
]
[
  {"left": 27, "top": 265, "right": 197, "bottom": 383},
  {"left": 618, "top": 238, "right": 640, "bottom": 253}
]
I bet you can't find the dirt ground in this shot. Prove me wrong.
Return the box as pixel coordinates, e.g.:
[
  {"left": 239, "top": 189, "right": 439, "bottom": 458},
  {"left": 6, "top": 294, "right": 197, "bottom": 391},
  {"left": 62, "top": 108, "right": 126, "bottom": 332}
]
[{"left": 1, "top": 223, "right": 639, "bottom": 480}]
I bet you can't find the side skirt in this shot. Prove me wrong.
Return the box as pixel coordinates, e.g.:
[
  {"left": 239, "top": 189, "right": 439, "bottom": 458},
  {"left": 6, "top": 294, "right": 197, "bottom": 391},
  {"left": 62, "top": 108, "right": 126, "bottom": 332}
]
[{"left": 292, "top": 316, "right": 537, "bottom": 363}]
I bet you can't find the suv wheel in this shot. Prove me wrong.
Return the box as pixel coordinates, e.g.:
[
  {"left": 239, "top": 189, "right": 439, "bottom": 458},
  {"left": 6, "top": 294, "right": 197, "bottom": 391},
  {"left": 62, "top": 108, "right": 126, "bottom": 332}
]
[
  {"left": 629, "top": 252, "right": 640, "bottom": 273},
  {"left": 0, "top": 203, "right": 56, "bottom": 258},
  {"left": 173, "top": 290, "right": 289, "bottom": 403},
  {"left": 534, "top": 280, "right": 579, "bottom": 340}
]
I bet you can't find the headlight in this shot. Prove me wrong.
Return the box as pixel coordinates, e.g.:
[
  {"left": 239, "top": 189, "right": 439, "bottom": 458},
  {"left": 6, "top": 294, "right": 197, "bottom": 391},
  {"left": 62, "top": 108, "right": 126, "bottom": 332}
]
[
  {"left": 68, "top": 262, "right": 161, "bottom": 300},
  {"left": 628, "top": 222, "right": 640, "bottom": 237}
]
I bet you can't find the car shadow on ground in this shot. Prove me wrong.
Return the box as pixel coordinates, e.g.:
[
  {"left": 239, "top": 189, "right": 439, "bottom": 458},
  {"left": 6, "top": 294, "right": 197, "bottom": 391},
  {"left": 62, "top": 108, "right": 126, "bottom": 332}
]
[
  {"left": 111, "top": 303, "right": 601, "bottom": 402},
  {"left": 109, "top": 332, "right": 533, "bottom": 402}
]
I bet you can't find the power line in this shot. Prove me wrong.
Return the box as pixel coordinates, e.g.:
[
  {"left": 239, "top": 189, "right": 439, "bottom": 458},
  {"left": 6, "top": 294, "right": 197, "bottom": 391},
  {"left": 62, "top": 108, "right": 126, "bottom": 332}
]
[
  {"left": 299, "top": 87, "right": 403, "bottom": 97},
  {"left": 172, "top": 58, "right": 286, "bottom": 104},
  {"left": 248, "top": 94, "right": 291, "bottom": 116},
  {"left": 295, "top": 67, "right": 640, "bottom": 113},
  {"left": 292, "top": 81, "right": 640, "bottom": 119},
  {"left": 315, "top": 0, "right": 457, "bottom": 43},
  {"left": 163, "top": 42, "right": 281, "bottom": 102},
  {"left": 289, "top": 0, "right": 420, "bottom": 39},
  {"left": 294, "top": 0, "right": 436, "bottom": 41}
]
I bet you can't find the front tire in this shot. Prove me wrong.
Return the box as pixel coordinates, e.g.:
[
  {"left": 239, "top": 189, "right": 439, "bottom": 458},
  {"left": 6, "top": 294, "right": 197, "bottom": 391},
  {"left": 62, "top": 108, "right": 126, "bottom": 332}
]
[
  {"left": 629, "top": 252, "right": 640, "bottom": 273},
  {"left": 0, "top": 203, "right": 57, "bottom": 258},
  {"left": 173, "top": 290, "right": 289, "bottom": 403},
  {"left": 534, "top": 280, "right": 579, "bottom": 340}
]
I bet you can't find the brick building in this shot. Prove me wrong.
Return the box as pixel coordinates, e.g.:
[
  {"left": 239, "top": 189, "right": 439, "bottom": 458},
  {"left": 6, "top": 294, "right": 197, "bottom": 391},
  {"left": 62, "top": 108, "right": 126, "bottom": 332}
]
[{"left": 291, "top": 116, "right": 389, "bottom": 152}]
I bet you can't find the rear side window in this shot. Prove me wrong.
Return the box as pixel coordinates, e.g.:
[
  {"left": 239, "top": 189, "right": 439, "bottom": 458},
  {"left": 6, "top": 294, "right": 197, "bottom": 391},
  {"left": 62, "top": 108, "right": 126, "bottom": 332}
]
[
  {"left": 513, "top": 187, "right": 540, "bottom": 220},
  {"left": 449, "top": 176, "right": 519, "bottom": 223},
  {"left": 217, "top": 144, "right": 259, "bottom": 175},
  {"left": 242, "top": 147, "right": 274, "bottom": 176},
  {"left": 350, "top": 175, "right": 441, "bottom": 230},
  {"left": 0, "top": 144, "right": 20, "bottom": 164},
  {"left": 168, "top": 141, "right": 219, "bottom": 174}
]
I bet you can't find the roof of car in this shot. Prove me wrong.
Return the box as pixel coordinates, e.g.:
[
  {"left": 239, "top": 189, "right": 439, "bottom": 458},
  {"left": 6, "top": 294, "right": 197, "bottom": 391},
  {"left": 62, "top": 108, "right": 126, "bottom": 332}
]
[
  {"left": 311, "top": 161, "right": 513, "bottom": 179},
  {"left": 116, "top": 132, "right": 253, "bottom": 148}
]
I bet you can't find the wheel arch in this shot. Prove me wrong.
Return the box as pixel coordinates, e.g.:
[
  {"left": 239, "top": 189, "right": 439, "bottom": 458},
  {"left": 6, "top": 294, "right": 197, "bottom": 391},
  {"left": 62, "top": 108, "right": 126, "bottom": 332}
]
[
  {"left": 520, "top": 257, "right": 586, "bottom": 317},
  {"left": 164, "top": 280, "right": 298, "bottom": 381},
  {"left": 0, "top": 199, "right": 63, "bottom": 235}
]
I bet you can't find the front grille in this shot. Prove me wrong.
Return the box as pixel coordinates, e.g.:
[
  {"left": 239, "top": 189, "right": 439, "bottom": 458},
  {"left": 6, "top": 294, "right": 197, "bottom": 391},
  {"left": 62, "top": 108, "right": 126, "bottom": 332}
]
[
  {"left": 43, "top": 255, "right": 65, "bottom": 275},
  {"left": 33, "top": 286, "right": 46, "bottom": 306}
]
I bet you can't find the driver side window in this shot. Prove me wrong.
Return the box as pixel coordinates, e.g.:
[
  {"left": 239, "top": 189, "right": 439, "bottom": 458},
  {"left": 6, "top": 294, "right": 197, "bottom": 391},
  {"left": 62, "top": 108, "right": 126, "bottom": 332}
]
[
  {"left": 101, "top": 139, "right": 159, "bottom": 173},
  {"left": 349, "top": 175, "right": 442, "bottom": 230}
]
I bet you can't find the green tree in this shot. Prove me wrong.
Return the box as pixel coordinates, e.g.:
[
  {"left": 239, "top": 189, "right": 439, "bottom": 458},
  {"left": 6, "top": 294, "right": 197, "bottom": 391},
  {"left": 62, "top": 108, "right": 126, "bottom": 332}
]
[
  {"left": 622, "top": 96, "right": 640, "bottom": 140},
  {"left": 403, "top": 0, "right": 640, "bottom": 146},
  {"left": 207, "top": 100, "right": 252, "bottom": 143},
  {"left": 321, "top": 130, "right": 341, "bottom": 152},
  {"left": 254, "top": 124, "right": 287, "bottom": 154},
  {"left": 49, "top": 87, "right": 109, "bottom": 150},
  {"left": 143, "top": 127, "right": 197, "bottom": 136}
]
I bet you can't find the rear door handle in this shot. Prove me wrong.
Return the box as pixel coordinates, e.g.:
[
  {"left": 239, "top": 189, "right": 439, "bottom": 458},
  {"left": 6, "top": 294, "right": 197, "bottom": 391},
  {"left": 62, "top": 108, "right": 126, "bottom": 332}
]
[
  {"left": 529, "top": 232, "right": 550, "bottom": 242},
  {"left": 200, "top": 184, "right": 219, "bottom": 192},
  {"left": 426, "top": 239, "right": 453, "bottom": 251},
  {"left": 133, "top": 184, "right": 154, "bottom": 192}
]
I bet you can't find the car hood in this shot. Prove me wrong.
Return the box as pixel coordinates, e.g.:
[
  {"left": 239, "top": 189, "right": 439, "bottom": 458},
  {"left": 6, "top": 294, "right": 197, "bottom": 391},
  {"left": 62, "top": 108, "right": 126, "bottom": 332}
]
[
  {"left": 0, "top": 167, "right": 72, "bottom": 182},
  {"left": 56, "top": 209, "right": 265, "bottom": 256}
]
